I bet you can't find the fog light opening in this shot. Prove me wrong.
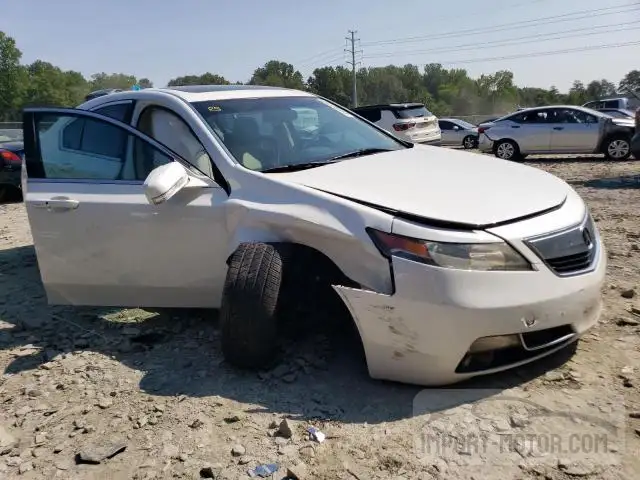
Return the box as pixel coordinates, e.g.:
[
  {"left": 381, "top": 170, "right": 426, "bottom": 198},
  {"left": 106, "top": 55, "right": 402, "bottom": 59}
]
[{"left": 468, "top": 334, "right": 521, "bottom": 354}]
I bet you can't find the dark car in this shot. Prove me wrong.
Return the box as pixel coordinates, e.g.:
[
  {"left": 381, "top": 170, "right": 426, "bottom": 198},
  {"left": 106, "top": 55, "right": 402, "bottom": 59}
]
[{"left": 0, "top": 140, "right": 24, "bottom": 202}]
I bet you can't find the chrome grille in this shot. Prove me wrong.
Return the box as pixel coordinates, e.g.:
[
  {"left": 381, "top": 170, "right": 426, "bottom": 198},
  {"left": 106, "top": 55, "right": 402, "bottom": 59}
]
[{"left": 523, "top": 213, "right": 598, "bottom": 277}]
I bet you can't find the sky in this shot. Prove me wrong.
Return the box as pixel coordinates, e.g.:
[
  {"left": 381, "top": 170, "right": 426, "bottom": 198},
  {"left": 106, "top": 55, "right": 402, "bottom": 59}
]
[{"left": 1, "top": 0, "right": 639, "bottom": 91}]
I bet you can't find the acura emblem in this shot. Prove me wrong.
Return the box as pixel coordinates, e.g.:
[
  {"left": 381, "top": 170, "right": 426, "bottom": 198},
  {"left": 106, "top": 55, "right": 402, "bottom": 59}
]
[
  {"left": 521, "top": 315, "right": 537, "bottom": 328},
  {"left": 582, "top": 228, "right": 593, "bottom": 248}
]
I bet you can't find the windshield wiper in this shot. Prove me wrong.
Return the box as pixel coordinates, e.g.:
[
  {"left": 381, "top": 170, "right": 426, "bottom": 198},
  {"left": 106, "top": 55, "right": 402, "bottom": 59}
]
[
  {"left": 262, "top": 160, "right": 342, "bottom": 173},
  {"left": 327, "top": 147, "right": 395, "bottom": 161},
  {"left": 261, "top": 148, "right": 396, "bottom": 173}
]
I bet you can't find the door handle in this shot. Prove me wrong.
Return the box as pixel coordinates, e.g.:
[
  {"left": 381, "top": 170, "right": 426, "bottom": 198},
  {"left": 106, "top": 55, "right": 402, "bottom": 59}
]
[
  {"left": 33, "top": 197, "right": 79, "bottom": 212},
  {"left": 553, "top": 127, "right": 564, "bottom": 130},
  {"left": 511, "top": 125, "right": 520, "bottom": 128}
]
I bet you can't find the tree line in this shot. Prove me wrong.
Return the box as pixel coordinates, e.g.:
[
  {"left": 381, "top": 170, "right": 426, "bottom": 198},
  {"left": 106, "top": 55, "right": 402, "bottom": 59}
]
[{"left": 1, "top": 31, "right": 639, "bottom": 122}]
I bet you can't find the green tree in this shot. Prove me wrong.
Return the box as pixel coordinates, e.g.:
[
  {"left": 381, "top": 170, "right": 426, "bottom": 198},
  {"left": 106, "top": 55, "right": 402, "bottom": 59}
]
[
  {"left": 0, "top": 31, "right": 26, "bottom": 121},
  {"left": 249, "top": 60, "right": 304, "bottom": 89},
  {"left": 22, "top": 61, "right": 88, "bottom": 108},
  {"left": 307, "top": 66, "right": 351, "bottom": 105},
  {"left": 585, "top": 79, "right": 617, "bottom": 100},
  {"left": 567, "top": 80, "right": 587, "bottom": 105},
  {"left": 89, "top": 72, "right": 137, "bottom": 91},
  {"left": 138, "top": 78, "right": 153, "bottom": 88},
  {"left": 167, "top": 73, "right": 229, "bottom": 86},
  {"left": 619, "top": 70, "right": 640, "bottom": 95}
]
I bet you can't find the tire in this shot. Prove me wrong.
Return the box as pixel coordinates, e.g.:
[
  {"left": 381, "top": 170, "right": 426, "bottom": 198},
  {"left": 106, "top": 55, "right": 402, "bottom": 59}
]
[
  {"left": 0, "top": 186, "right": 22, "bottom": 204},
  {"left": 462, "top": 135, "right": 477, "bottom": 149},
  {"left": 219, "top": 242, "right": 289, "bottom": 369},
  {"left": 604, "top": 136, "right": 631, "bottom": 161},
  {"left": 494, "top": 139, "right": 521, "bottom": 161}
]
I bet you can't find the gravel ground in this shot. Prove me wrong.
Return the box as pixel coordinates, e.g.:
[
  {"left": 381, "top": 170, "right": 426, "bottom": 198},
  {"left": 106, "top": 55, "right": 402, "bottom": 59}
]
[{"left": 1, "top": 154, "right": 640, "bottom": 480}]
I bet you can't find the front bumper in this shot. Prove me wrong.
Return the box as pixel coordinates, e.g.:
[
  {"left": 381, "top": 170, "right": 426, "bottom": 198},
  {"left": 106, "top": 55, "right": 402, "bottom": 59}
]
[{"left": 334, "top": 241, "right": 605, "bottom": 386}]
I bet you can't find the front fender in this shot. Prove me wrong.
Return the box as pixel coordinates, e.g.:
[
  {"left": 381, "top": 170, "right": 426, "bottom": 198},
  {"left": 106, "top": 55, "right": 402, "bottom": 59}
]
[{"left": 222, "top": 174, "right": 394, "bottom": 294}]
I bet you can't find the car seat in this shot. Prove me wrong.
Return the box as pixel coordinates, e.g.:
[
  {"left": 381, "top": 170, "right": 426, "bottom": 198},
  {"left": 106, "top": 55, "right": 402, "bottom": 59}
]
[{"left": 227, "top": 117, "right": 275, "bottom": 170}]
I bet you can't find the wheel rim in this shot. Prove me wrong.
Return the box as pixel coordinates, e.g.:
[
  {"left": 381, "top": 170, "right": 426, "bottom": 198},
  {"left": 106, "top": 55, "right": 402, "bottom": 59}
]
[
  {"left": 496, "top": 142, "right": 514, "bottom": 159},
  {"left": 608, "top": 139, "right": 630, "bottom": 159},
  {"left": 464, "top": 137, "right": 475, "bottom": 149}
]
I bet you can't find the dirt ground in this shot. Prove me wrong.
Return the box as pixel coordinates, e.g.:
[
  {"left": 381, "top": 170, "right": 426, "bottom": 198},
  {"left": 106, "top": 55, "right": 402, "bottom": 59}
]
[{"left": 1, "top": 154, "right": 640, "bottom": 480}]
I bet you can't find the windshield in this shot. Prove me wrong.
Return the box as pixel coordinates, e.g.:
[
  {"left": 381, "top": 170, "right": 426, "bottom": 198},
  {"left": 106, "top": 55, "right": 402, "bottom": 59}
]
[
  {"left": 393, "top": 106, "right": 432, "bottom": 119},
  {"left": 191, "top": 96, "right": 406, "bottom": 172}
]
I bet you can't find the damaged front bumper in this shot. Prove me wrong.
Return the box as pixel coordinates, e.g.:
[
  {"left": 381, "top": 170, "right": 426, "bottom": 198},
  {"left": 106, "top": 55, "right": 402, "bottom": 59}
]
[{"left": 333, "top": 246, "right": 605, "bottom": 386}]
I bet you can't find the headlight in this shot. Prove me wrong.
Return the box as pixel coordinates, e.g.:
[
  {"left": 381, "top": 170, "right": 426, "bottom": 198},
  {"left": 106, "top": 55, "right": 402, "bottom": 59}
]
[{"left": 368, "top": 229, "right": 531, "bottom": 271}]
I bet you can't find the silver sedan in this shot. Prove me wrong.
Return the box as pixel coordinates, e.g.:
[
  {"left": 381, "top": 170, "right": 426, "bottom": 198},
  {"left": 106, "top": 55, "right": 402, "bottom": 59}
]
[
  {"left": 438, "top": 118, "right": 478, "bottom": 149},
  {"left": 477, "top": 105, "right": 635, "bottom": 161}
]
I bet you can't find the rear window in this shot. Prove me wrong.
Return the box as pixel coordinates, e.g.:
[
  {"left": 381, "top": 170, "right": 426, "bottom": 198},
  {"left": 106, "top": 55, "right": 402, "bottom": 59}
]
[{"left": 392, "top": 106, "right": 432, "bottom": 119}]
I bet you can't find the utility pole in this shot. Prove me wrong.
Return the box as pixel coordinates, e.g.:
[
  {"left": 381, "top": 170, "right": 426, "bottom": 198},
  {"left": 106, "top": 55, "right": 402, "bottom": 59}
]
[{"left": 345, "top": 30, "right": 362, "bottom": 108}]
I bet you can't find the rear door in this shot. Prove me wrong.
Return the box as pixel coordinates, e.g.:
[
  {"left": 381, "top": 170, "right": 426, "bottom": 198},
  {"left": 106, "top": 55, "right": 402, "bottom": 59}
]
[
  {"left": 507, "top": 110, "right": 553, "bottom": 152},
  {"left": 548, "top": 108, "right": 600, "bottom": 153},
  {"left": 22, "top": 107, "right": 228, "bottom": 308}
]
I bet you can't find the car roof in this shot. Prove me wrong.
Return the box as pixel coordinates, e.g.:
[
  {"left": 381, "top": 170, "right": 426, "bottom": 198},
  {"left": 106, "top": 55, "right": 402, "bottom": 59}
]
[
  {"left": 79, "top": 84, "right": 316, "bottom": 109},
  {"left": 504, "top": 105, "right": 608, "bottom": 116},
  {"left": 584, "top": 97, "right": 627, "bottom": 102},
  {"left": 352, "top": 103, "right": 424, "bottom": 111}
]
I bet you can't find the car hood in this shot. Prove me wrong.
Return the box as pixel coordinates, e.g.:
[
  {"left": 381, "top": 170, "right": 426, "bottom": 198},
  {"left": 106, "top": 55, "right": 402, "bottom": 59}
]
[{"left": 270, "top": 145, "right": 569, "bottom": 227}]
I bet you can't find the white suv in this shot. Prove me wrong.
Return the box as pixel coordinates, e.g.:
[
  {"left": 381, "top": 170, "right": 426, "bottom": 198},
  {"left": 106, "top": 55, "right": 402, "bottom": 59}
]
[
  {"left": 352, "top": 103, "right": 441, "bottom": 144},
  {"left": 21, "top": 85, "right": 605, "bottom": 386}
]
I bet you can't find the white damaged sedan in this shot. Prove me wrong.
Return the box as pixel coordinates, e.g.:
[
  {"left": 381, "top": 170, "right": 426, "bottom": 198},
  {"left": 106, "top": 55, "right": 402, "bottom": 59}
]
[{"left": 21, "top": 85, "right": 605, "bottom": 386}]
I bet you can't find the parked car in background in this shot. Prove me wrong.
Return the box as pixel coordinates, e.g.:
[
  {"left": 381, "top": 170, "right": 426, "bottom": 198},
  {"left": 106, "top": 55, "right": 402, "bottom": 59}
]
[
  {"left": 352, "top": 103, "right": 441, "bottom": 144},
  {"left": 596, "top": 108, "right": 635, "bottom": 119},
  {"left": 583, "top": 97, "right": 640, "bottom": 111},
  {"left": 438, "top": 118, "right": 478, "bottom": 149},
  {"left": 478, "top": 105, "right": 635, "bottom": 161},
  {"left": 0, "top": 139, "right": 24, "bottom": 202},
  {"left": 85, "top": 88, "right": 123, "bottom": 101},
  {"left": 19, "top": 85, "right": 605, "bottom": 386}
]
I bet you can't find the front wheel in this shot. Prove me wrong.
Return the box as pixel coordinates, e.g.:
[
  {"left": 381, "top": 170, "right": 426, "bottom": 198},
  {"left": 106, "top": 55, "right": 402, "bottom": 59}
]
[
  {"left": 463, "top": 135, "right": 477, "bottom": 149},
  {"left": 604, "top": 136, "right": 631, "bottom": 161},
  {"left": 219, "top": 242, "right": 290, "bottom": 369},
  {"left": 494, "top": 140, "right": 521, "bottom": 161}
]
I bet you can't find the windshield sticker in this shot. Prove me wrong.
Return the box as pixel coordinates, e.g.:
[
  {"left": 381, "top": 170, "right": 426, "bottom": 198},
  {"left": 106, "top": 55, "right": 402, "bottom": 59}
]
[{"left": 207, "top": 105, "right": 222, "bottom": 112}]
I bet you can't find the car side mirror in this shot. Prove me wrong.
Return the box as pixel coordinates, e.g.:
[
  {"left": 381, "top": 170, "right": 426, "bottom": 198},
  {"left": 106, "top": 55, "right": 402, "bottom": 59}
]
[
  {"left": 143, "top": 162, "right": 210, "bottom": 205},
  {"left": 453, "top": 126, "right": 460, "bottom": 131}
]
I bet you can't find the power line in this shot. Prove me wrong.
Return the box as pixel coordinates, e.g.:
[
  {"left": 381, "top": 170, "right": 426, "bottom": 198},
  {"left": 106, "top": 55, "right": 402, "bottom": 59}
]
[
  {"left": 362, "top": 3, "right": 639, "bottom": 47},
  {"left": 362, "top": 21, "right": 640, "bottom": 60},
  {"left": 298, "top": 3, "right": 639, "bottom": 71},
  {"left": 405, "top": 41, "right": 640, "bottom": 67},
  {"left": 345, "top": 30, "right": 362, "bottom": 108},
  {"left": 295, "top": 48, "right": 345, "bottom": 68},
  {"left": 291, "top": 0, "right": 555, "bottom": 66}
]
